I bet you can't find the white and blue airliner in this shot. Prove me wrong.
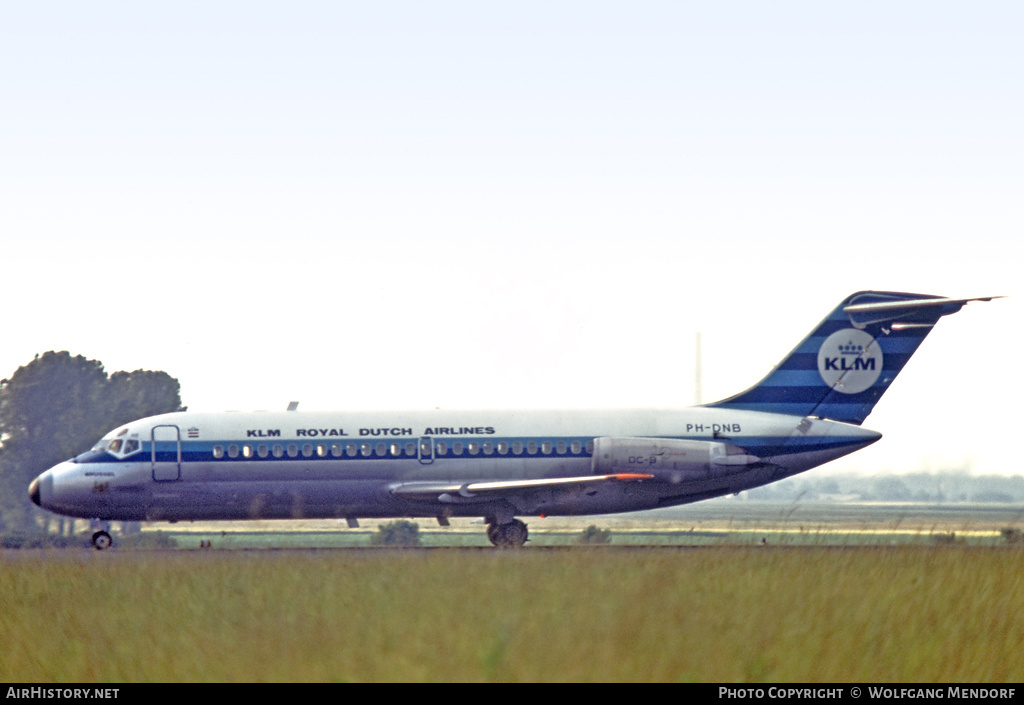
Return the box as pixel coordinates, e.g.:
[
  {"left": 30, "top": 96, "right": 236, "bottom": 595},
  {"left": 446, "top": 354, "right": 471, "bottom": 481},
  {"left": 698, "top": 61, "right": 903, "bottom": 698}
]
[{"left": 29, "top": 291, "right": 997, "bottom": 548}]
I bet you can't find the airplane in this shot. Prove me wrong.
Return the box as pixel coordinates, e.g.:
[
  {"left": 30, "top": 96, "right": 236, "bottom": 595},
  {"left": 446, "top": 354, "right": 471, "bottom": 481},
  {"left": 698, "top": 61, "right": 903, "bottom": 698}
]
[{"left": 28, "top": 291, "right": 999, "bottom": 549}]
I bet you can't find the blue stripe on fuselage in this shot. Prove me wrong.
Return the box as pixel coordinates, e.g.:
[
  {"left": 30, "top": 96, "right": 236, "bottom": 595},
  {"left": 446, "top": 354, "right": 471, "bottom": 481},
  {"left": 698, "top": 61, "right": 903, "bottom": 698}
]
[{"left": 76, "top": 433, "right": 869, "bottom": 466}]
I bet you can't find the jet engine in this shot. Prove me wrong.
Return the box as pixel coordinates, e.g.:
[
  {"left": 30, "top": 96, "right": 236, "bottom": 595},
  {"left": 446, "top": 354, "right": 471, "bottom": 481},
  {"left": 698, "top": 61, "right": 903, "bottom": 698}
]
[{"left": 591, "top": 437, "right": 760, "bottom": 484}]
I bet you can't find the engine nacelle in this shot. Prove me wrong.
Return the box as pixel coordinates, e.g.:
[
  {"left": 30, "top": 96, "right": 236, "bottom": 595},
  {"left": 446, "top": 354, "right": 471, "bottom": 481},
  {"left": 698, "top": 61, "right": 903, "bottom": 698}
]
[{"left": 591, "top": 437, "right": 760, "bottom": 484}]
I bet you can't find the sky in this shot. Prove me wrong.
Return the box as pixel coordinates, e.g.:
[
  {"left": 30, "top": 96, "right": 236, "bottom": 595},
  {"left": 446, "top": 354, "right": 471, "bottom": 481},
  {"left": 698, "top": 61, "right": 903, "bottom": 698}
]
[{"left": 2, "top": 2, "right": 1021, "bottom": 476}]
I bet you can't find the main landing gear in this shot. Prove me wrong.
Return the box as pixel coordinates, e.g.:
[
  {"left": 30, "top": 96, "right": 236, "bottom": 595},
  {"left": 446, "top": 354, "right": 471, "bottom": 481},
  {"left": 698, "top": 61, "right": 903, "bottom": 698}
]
[{"left": 486, "top": 518, "right": 528, "bottom": 548}]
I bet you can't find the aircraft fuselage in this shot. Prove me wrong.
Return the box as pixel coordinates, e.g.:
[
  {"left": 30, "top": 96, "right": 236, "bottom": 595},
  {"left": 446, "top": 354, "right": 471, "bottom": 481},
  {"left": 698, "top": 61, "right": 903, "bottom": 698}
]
[{"left": 31, "top": 407, "right": 879, "bottom": 523}]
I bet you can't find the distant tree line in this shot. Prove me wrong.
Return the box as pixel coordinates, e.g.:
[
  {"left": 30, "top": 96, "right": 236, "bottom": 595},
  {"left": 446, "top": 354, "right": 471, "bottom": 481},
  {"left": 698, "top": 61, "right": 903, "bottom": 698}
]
[
  {"left": 745, "top": 471, "right": 1024, "bottom": 504},
  {"left": 0, "top": 351, "right": 183, "bottom": 534}
]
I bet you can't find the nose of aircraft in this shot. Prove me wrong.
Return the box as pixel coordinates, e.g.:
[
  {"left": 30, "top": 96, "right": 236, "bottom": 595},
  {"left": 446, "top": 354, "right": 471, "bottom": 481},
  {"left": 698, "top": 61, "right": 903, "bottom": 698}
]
[
  {"left": 29, "top": 469, "right": 55, "bottom": 509},
  {"left": 29, "top": 476, "right": 41, "bottom": 506},
  {"left": 27, "top": 464, "right": 94, "bottom": 519}
]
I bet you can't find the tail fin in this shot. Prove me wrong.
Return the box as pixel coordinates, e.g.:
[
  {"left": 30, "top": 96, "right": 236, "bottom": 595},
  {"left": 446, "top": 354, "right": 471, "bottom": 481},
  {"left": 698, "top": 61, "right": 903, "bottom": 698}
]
[{"left": 705, "top": 291, "right": 999, "bottom": 425}]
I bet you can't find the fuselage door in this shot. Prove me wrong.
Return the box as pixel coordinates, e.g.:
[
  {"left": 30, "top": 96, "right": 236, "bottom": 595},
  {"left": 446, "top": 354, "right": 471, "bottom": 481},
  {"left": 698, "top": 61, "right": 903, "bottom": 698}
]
[
  {"left": 418, "top": 436, "right": 434, "bottom": 465},
  {"left": 152, "top": 425, "right": 181, "bottom": 481}
]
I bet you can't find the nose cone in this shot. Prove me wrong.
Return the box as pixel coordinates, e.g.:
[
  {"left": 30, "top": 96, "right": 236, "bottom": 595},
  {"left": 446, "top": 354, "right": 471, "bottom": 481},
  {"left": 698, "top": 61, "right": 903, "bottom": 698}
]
[
  {"left": 29, "top": 477, "right": 41, "bottom": 506},
  {"left": 28, "top": 469, "right": 56, "bottom": 511}
]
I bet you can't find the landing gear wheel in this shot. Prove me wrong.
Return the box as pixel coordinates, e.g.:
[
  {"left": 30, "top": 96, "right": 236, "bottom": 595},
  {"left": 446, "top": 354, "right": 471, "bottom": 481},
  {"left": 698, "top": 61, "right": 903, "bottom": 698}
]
[
  {"left": 486, "top": 522, "right": 500, "bottom": 545},
  {"left": 91, "top": 531, "right": 112, "bottom": 550},
  {"left": 487, "top": 518, "right": 528, "bottom": 548}
]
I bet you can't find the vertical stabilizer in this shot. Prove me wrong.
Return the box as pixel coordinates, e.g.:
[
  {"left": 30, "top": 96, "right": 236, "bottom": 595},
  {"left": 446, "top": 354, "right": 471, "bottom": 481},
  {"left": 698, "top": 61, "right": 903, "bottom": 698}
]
[{"left": 705, "top": 291, "right": 998, "bottom": 425}]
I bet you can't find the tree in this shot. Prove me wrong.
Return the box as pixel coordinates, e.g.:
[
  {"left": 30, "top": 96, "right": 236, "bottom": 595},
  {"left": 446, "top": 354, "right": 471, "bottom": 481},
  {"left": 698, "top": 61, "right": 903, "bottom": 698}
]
[
  {"left": 369, "top": 520, "right": 422, "bottom": 547},
  {"left": 577, "top": 525, "right": 613, "bottom": 545},
  {"left": 0, "top": 352, "right": 183, "bottom": 532}
]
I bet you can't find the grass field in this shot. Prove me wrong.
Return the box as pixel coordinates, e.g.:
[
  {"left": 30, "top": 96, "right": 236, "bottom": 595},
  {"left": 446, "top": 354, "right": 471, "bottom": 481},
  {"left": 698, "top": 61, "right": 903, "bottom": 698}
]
[{"left": 3, "top": 546, "right": 1022, "bottom": 682}]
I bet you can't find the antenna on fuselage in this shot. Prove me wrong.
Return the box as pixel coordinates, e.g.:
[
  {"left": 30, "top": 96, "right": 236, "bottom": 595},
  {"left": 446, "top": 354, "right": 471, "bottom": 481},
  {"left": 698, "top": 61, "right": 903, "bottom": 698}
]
[
  {"left": 694, "top": 332, "right": 702, "bottom": 405},
  {"left": 287, "top": 401, "right": 299, "bottom": 411}
]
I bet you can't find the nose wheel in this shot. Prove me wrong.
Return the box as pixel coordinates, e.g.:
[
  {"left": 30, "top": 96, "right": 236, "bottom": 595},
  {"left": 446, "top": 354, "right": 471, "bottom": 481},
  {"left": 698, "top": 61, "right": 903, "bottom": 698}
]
[
  {"left": 91, "top": 531, "right": 112, "bottom": 550},
  {"left": 487, "top": 518, "right": 528, "bottom": 548}
]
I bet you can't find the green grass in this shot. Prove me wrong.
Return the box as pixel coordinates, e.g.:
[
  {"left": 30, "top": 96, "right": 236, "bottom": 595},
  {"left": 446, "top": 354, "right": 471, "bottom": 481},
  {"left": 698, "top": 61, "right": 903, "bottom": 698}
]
[{"left": 2, "top": 547, "right": 1023, "bottom": 682}]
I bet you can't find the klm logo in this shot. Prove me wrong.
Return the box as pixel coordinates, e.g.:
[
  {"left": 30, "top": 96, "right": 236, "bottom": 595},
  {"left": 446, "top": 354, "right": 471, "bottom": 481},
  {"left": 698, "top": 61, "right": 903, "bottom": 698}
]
[
  {"left": 817, "top": 329, "right": 883, "bottom": 394},
  {"left": 822, "top": 356, "right": 877, "bottom": 372}
]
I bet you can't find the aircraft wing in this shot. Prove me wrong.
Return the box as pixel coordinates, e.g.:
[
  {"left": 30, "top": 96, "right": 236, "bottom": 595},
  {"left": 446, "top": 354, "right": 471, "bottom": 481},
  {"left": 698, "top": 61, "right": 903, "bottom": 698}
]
[{"left": 390, "top": 473, "right": 654, "bottom": 502}]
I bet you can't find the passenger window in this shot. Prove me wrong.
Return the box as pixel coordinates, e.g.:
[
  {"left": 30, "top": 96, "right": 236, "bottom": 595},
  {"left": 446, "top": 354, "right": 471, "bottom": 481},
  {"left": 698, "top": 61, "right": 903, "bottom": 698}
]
[
  {"left": 571, "top": 441, "right": 582, "bottom": 454},
  {"left": 436, "top": 442, "right": 447, "bottom": 456},
  {"left": 375, "top": 442, "right": 386, "bottom": 457},
  {"left": 347, "top": 443, "right": 358, "bottom": 457},
  {"left": 390, "top": 443, "right": 401, "bottom": 456},
  {"left": 585, "top": 440, "right": 594, "bottom": 454},
  {"left": 467, "top": 442, "right": 480, "bottom": 456},
  {"left": 482, "top": 442, "right": 494, "bottom": 455},
  {"left": 213, "top": 445, "right": 225, "bottom": 459},
  {"left": 512, "top": 442, "right": 523, "bottom": 455},
  {"left": 242, "top": 445, "right": 253, "bottom": 458},
  {"left": 258, "top": 445, "right": 269, "bottom": 458},
  {"left": 541, "top": 442, "right": 553, "bottom": 455},
  {"left": 317, "top": 444, "right": 327, "bottom": 457},
  {"left": 406, "top": 442, "right": 417, "bottom": 456},
  {"left": 527, "top": 442, "right": 538, "bottom": 455},
  {"left": 228, "top": 444, "right": 239, "bottom": 459},
  {"left": 497, "top": 442, "right": 508, "bottom": 455},
  {"left": 452, "top": 442, "right": 463, "bottom": 456},
  {"left": 360, "top": 443, "right": 372, "bottom": 457},
  {"left": 287, "top": 444, "right": 299, "bottom": 458},
  {"left": 273, "top": 444, "right": 284, "bottom": 458},
  {"left": 331, "top": 444, "right": 343, "bottom": 457},
  {"left": 556, "top": 441, "right": 566, "bottom": 455},
  {"left": 302, "top": 444, "right": 313, "bottom": 458}
]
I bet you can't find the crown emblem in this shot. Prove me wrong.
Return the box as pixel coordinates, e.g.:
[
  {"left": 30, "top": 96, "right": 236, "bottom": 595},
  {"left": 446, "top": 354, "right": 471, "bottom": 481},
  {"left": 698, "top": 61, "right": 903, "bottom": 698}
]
[{"left": 838, "top": 341, "right": 865, "bottom": 355}]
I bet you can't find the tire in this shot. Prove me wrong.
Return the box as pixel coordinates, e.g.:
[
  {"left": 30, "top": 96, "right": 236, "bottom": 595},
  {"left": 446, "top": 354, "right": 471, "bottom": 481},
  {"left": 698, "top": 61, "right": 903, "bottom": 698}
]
[
  {"left": 92, "top": 531, "right": 112, "bottom": 550},
  {"left": 488, "top": 519, "right": 528, "bottom": 548}
]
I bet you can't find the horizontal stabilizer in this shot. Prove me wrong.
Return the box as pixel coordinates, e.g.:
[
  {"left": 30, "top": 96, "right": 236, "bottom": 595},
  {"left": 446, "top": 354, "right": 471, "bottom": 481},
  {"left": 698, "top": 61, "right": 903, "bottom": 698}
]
[{"left": 843, "top": 296, "right": 1003, "bottom": 328}]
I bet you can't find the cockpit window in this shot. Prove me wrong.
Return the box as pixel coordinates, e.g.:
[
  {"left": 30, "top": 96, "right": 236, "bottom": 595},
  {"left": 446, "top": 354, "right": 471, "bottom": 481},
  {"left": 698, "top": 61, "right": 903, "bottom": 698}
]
[
  {"left": 77, "top": 429, "right": 139, "bottom": 462},
  {"left": 90, "top": 430, "right": 143, "bottom": 458}
]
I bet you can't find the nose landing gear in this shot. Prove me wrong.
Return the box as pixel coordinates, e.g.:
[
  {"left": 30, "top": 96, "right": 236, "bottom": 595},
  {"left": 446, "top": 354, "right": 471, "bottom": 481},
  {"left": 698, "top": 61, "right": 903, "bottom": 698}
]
[{"left": 90, "top": 519, "right": 113, "bottom": 550}]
